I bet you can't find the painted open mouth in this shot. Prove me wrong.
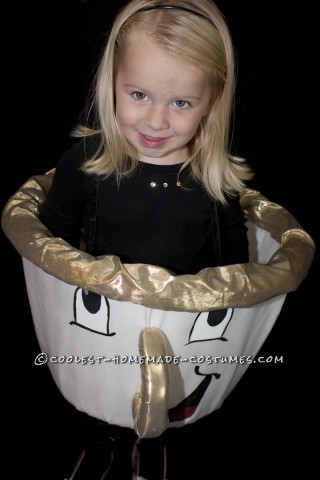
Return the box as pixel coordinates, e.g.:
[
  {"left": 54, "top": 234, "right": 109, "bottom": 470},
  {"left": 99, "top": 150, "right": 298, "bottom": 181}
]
[{"left": 168, "top": 367, "right": 220, "bottom": 422}]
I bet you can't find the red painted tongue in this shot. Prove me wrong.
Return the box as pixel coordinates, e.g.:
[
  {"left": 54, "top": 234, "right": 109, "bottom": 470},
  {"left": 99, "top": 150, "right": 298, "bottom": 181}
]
[
  {"left": 169, "top": 405, "right": 197, "bottom": 423},
  {"left": 168, "top": 373, "right": 215, "bottom": 423}
]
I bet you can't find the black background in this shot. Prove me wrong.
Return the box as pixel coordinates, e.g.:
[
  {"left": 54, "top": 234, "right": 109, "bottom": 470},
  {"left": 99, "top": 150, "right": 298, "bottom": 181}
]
[{"left": 1, "top": 1, "right": 318, "bottom": 478}]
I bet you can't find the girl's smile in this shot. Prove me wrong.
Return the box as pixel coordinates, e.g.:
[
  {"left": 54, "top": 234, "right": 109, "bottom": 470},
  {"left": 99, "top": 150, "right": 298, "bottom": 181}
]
[
  {"left": 139, "top": 133, "right": 171, "bottom": 148},
  {"left": 115, "top": 35, "right": 212, "bottom": 165}
]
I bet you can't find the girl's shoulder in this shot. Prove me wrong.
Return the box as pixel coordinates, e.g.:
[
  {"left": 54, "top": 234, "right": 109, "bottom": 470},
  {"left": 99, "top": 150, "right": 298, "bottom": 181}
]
[
  {"left": 56, "top": 138, "right": 90, "bottom": 167},
  {"left": 50, "top": 138, "right": 101, "bottom": 198},
  {"left": 54, "top": 137, "right": 99, "bottom": 179}
]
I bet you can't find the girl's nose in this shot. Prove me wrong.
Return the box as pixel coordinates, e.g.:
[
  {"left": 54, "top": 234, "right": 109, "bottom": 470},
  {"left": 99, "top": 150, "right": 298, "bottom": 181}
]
[{"left": 144, "top": 105, "right": 170, "bottom": 131}]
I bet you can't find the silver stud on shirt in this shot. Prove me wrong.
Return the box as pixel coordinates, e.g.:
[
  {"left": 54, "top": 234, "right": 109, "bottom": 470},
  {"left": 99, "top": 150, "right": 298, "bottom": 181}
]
[{"left": 149, "top": 180, "right": 181, "bottom": 188}]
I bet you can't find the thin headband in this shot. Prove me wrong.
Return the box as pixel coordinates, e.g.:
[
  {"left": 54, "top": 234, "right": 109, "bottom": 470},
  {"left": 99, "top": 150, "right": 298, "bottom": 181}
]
[{"left": 137, "top": 5, "right": 216, "bottom": 28}]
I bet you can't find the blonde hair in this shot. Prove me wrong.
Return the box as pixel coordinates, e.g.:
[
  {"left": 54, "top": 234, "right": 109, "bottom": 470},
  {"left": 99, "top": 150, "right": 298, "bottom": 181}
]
[{"left": 73, "top": 0, "right": 253, "bottom": 202}]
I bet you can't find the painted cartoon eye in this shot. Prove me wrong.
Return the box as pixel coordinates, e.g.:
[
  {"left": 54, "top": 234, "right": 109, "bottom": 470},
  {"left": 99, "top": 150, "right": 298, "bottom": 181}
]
[
  {"left": 188, "top": 308, "right": 233, "bottom": 343},
  {"left": 71, "top": 288, "right": 115, "bottom": 336}
]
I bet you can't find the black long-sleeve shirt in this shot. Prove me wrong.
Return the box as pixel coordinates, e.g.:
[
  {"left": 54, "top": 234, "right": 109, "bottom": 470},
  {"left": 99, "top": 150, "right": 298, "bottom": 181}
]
[{"left": 39, "top": 140, "right": 249, "bottom": 274}]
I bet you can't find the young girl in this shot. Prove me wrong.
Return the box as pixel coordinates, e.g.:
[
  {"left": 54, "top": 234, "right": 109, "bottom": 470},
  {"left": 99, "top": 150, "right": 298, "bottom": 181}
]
[{"left": 38, "top": 0, "right": 253, "bottom": 478}]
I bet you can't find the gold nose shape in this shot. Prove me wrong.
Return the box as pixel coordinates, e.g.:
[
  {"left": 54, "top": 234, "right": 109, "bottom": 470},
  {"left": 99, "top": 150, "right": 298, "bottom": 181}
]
[{"left": 133, "top": 327, "right": 169, "bottom": 438}]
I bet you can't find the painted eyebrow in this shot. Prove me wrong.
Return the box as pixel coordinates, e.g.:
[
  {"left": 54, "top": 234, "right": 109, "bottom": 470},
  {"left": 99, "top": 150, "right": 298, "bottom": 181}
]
[{"left": 123, "top": 84, "right": 202, "bottom": 101}]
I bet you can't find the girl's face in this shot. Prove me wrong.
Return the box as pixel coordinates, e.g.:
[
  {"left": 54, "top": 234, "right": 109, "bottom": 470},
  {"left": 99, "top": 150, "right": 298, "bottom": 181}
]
[{"left": 115, "top": 36, "right": 212, "bottom": 165}]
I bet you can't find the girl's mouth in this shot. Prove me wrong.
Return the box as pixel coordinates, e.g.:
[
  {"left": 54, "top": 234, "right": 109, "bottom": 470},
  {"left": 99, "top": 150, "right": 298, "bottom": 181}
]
[{"left": 139, "top": 133, "right": 169, "bottom": 148}]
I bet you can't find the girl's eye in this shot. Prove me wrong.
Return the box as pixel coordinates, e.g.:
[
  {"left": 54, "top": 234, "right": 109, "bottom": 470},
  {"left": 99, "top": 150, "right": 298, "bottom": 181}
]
[
  {"left": 132, "top": 91, "right": 148, "bottom": 101},
  {"left": 174, "top": 100, "right": 190, "bottom": 109}
]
